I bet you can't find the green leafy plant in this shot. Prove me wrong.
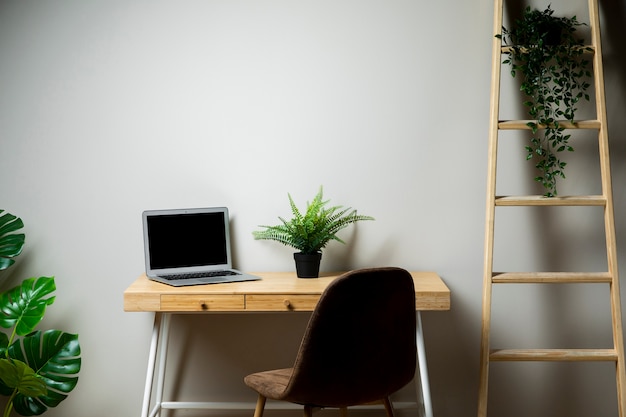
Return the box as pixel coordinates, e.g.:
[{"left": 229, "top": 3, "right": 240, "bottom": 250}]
[
  {"left": 498, "top": 5, "right": 592, "bottom": 197},
  {"left": 0, "top": 211, "right": 25, "bottom": 271},
  {"left": 0, "top": 210, "right": 81, "bottom": 417},
  {"left": 252, "top": 187, "right": 374, "bottom": 255}
]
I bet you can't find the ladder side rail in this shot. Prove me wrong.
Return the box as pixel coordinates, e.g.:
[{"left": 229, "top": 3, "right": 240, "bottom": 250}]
[
  {"left": 478, "top": 0, "right": 504, "bottom": 415},
  {"left": 588, "top": 0, "right": 626, "bottom": 414}
]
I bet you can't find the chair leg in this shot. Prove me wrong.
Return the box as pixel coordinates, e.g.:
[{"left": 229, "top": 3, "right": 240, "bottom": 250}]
[
  {"left": 339, "top": 407, "right": 348, "bottom": 417},
  {"left": 253, "top": 394, "right": 267, "bottom": 417},
  {"left": 382, "top": 397, "right": 395, "bottom": 417},
  {"left": 304, "top": 405, "right": 314, "bottom": 417}
]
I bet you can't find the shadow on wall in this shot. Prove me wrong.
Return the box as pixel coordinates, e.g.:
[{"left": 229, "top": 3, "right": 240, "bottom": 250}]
[
  {"left": 601, "top": 0, "right": 626, "bottom": 104},
  {"left": 601, "top": 0, "right": 626, "bottom": 210}
]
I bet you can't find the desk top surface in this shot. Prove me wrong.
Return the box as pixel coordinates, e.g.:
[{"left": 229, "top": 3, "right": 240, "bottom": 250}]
[{"left": 124, "top": 271, "right": 450, "bottom": 313}]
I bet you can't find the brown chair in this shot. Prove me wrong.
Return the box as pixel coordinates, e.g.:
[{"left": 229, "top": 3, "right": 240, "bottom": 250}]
[{"left": 244, "top": 267, "right": 417, "bottom": 417}]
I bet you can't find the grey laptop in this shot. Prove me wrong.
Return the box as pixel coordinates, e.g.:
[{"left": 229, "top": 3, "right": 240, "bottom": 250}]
[{"left": 142, "top": 207, "right": 261, "bottom": 286}]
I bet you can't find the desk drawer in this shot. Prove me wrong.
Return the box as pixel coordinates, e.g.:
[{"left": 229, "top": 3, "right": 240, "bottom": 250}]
[
  {"left": 246, "top": 294, "right": 320, "bottom": 311},
  {"left": 160, "top": 295, "right": 245, "bottom": 311}
]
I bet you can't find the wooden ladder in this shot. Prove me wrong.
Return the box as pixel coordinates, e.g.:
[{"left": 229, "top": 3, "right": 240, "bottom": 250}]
[{"left": 478, "top": 0, "right": 626, "bottom": 415}]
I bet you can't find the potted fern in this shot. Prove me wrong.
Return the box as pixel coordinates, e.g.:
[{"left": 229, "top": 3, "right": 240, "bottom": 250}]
[
  {"left": 498, "top": 5, "right": 592, "bottom": 197},
  {"left": 252, "top": 187, "right": 374, "bottom": 278},
  {"left": 0, "top": 210, "right": 81, "bottom": 417}
]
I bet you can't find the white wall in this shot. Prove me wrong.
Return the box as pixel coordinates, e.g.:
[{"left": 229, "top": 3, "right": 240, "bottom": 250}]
[{"left": 0, "top": 1, "right": 625, "bottom": 416}]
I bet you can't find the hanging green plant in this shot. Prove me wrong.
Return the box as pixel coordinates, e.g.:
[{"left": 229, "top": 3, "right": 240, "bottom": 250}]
[{"left": 497, "top": 5, "right": 593, "bottom": 197}]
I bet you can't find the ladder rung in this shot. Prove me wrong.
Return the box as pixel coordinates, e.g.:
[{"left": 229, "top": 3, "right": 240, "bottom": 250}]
[
  {"left": 495, "top": 195, "right": 606, "bottom": 206},
  {"left": 492, "top": 272, "right": 612, "bottom": 283},
  {"left": 498, "top": 120, "right": 601, "bottom": 130},
  {"left": 490, "top": 348, "right": 618, "bottom": 362},
  {"left": 501, "top": 45, "right": 595, "bottom": 54}
]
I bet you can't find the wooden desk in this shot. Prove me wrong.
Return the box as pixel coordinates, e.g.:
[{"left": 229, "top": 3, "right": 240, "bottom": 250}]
[{"left": 124, "top": 271, "right": 450, "bottom": 417}]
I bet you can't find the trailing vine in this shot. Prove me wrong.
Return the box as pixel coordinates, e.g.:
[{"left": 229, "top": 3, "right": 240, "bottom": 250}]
[{"left": 498, "top": 6, "right": 592, "bottom": 197}]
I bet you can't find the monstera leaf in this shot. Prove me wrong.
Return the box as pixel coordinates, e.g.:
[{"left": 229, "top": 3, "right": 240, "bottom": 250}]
[
  {"left": 0, "top": 277, "right": 81, "bottom": 416},
  {"left": 4, "top": 330, "right": 80, "bottom": 416},
  {"left": 0, "top": 357, "right": 47, "bottom": 397},
  {"left": 0, "top": 277, "right": 56, "bottom": 337},
  {"left": 0, "top": 211, "right": 25, "bottom": 271}
]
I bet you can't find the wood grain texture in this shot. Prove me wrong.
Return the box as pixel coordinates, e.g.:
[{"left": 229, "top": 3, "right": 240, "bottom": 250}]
[{"left": 123, "top": 271, "right": 450, "bottom": 312}]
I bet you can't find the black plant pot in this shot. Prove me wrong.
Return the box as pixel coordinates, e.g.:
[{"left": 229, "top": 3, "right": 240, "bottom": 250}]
[
  {"left": 537, "top": 22, "right": 563, "bottom": 46},
  {"left": 293, "top": 252, "right": 322, "bottom": 278}
]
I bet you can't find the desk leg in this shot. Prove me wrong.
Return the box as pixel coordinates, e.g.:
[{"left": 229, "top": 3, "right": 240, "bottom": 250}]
[
  {"left": 416, "top": 312, "right": 434, "bottom": 417},
  {"left": 141, "top": 313, "right": 161, "bottom": 417},
  {"left": 141, "top": 313, "right": 172, "bottom": 417},
  {"left": 153, "top": 313, "right": 171, "bottom": 416}
]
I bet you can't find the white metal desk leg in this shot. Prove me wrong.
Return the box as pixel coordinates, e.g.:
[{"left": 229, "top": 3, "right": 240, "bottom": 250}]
[
  {"left": 151, "top": 313, "right": 172, "bottom": 417},
  {"left": 416, "top": 312, "right": 434, "bottom": 417},
  {"left": 141, "top": 313, "right": 172, "bottom": 417},
  {"left": 141, "top": 313, "right": 162, "bottom": 417}
]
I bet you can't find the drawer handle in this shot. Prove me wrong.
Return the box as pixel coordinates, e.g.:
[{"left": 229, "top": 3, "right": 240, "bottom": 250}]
[
  {"left": 283, "top": 299, "right": 293, "bottom": 309},
  {"left": 200, "top": 302, "right": 208, "bottom": 310}
]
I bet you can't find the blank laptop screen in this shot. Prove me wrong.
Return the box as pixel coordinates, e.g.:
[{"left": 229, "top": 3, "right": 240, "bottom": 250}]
[{"left": 146, "top": 212, "right": 227, "bottom": 270}]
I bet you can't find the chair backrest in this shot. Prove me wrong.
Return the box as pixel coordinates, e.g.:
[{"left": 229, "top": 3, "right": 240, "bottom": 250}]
[{"left": 283, "top": 267, "right": 417, "bottom": 408}]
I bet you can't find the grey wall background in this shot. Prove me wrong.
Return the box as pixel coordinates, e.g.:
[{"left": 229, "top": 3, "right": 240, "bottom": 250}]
[{"left": 0, "top": 1, "right": 625, "bottom": 416}]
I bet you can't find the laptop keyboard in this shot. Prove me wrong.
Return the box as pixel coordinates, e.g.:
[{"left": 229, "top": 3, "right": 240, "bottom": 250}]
[{"left": 159, "top": 270, "right": 241, "bottom": 281}]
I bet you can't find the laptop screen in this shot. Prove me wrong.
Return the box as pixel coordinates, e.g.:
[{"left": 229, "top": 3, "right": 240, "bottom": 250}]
[{"left": 143, "top": 208, "right": 231, "bottom": 274}]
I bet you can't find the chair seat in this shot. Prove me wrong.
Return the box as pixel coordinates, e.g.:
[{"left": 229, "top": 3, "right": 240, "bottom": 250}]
[
  {"left": 244, "top": 368, "right": 389, "bottom": 409},
  {"left": 244, "top": 368, "right": 294, "bottom": 401}
]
